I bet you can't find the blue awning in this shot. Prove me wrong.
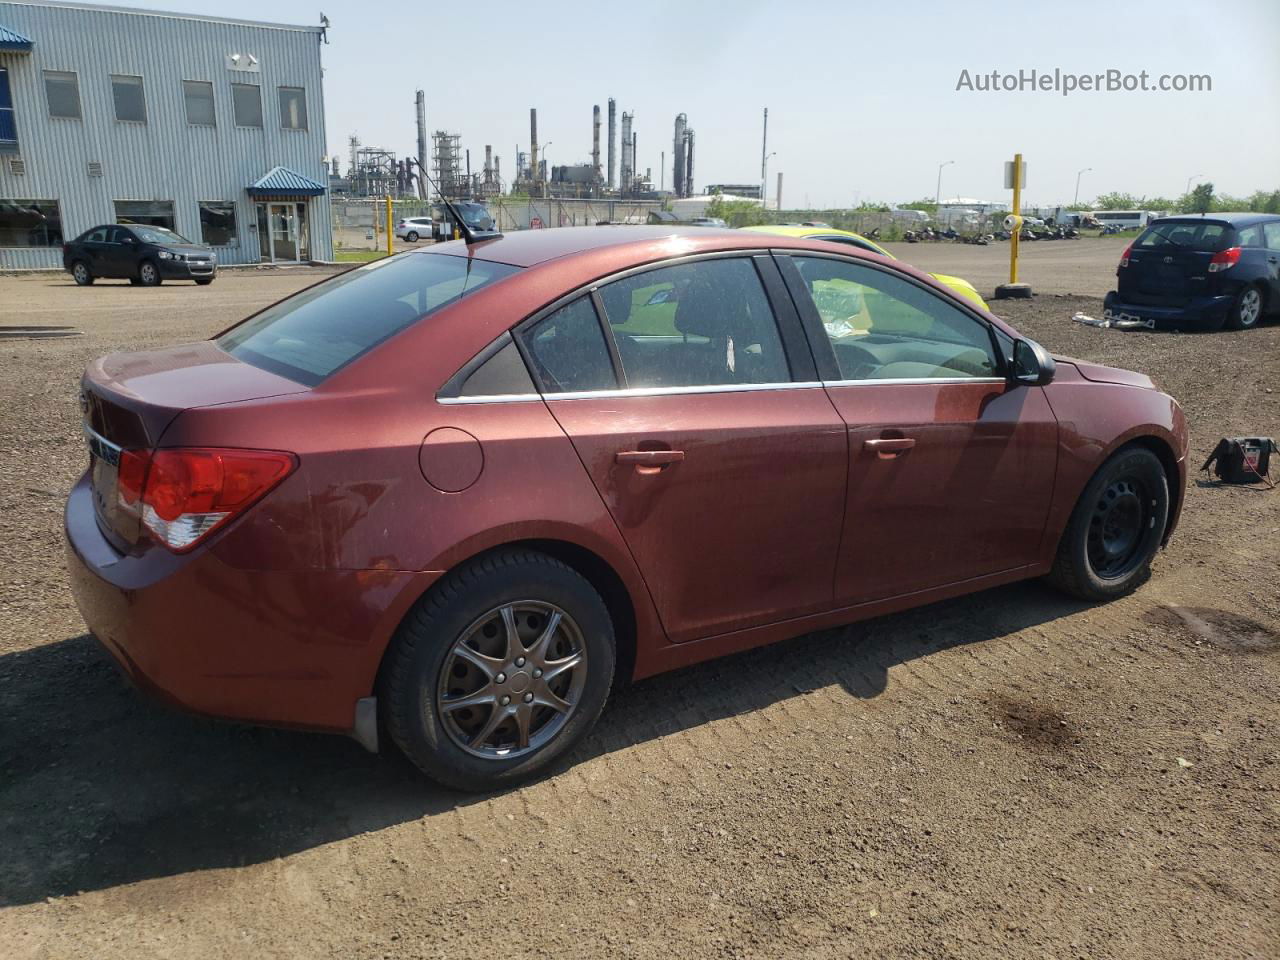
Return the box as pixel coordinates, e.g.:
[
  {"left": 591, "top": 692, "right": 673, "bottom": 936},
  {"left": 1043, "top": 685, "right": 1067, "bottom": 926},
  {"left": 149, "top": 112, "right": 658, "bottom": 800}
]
[
  {"left": 0, "top": 24, "right": 33, "bottom": 52},
  {"left": 247, "top": 166, "right": 327, "bottom": 198}
]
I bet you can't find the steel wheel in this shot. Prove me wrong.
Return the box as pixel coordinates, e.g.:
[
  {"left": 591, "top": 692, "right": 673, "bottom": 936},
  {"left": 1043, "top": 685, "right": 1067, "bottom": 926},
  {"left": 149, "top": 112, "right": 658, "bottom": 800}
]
[
  {"left": 437, "top": 600, "right": 588, "bottom": 759},
  {"left": 1086, "top": 475, "right": 1151, "bottom": 579}
]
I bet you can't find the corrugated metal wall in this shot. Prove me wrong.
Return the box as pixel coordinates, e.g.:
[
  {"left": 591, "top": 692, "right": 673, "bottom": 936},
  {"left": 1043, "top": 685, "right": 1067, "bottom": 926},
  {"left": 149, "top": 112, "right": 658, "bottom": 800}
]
[{"left": 0, "top": 1, "right": 331, "bottom": 269}]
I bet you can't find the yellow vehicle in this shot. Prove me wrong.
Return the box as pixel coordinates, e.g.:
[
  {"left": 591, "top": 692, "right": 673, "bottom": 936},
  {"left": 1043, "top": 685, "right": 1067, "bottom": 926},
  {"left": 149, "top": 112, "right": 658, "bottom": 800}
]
[{"left": 741, "top": 224, "right": 988, "bottom": 309}]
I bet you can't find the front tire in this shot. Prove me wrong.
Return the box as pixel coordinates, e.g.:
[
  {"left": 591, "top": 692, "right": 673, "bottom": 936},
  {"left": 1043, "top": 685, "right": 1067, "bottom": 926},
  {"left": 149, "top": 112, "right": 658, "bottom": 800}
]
[
  {"left": 1224, "top": 284, "right": 1264, "bottom": 330},
  {"left": 381, "top": 549, "right": 615, "bottom": 791},
  {"left": 138, "top": 261, "right": 162, "bottom": 286},
  {"left": 71, "top": 261, "right": 93, "bottom": 286},
  {"left": 406, "top": 231, "right": 419, "bottom": 242},
  {"left": 1048, "top": 446, "right": 1169, "bottom": 601}
]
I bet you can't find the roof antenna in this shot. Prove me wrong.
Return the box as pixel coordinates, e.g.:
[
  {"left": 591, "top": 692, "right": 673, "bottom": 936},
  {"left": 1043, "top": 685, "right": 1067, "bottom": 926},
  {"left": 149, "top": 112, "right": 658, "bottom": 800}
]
[{"left": 411, "top": 156, "right": 502, "bottom": 245}]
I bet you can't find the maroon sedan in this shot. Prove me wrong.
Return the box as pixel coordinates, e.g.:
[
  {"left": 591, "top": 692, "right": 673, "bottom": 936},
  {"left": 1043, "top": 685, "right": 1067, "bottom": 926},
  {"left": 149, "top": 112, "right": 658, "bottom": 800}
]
[{"left": 66, "top": 227, "right": 1187, "bottom": 790}]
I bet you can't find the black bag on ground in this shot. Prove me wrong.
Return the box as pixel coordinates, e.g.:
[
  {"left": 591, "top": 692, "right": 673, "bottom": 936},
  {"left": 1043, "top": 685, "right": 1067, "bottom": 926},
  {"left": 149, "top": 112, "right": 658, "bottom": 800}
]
[{"left": 1201, "top": 437, "right": 1277, "bottom": 484}]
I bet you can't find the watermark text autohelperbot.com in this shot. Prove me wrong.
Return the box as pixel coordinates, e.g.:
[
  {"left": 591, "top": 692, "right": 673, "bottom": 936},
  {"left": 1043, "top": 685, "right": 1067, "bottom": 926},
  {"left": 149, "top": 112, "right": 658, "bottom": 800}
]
[{"left": 956, "top": 68, "right": 1211, "bottom": 96}]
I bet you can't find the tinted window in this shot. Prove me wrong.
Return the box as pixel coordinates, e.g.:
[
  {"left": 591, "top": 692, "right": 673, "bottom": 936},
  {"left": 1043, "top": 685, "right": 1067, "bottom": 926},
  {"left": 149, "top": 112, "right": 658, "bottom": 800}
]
[
  {"left": 519, "top": 297, "right": 617, "bottom": 394},
  {"left": 183, "top": 80, "right": 216, "bottom": 126},
  {"left": 231, "top": 83, "right": 262, "bottom": 127},
  {"left": 598, "top": 258, "right": 790, "bottom": 388},
  {"left": 111, "top": 75, "right": 146, "bottom": 122},
  {"left": 220, "top": 254, "right": 520, "bottom": 385},
  {"left": 0, "top": 200, "right": 62, "bottom": 247},
  {"left": 1237, "top": 225, "right": 1265, "bottom": 248},
  {"left": 459, "top": 335, "right": 537, "bottom": 397},
  {"left": 1136, "top": 220, "right": 1229, "bottom": 252},
  {"left": 44, "top": 71, "right": 81, "bottom": 119},
  {"left": 278, "top": 86, "right": 307, "bottom": 129},
  {"left": 791, "top": 256, "right": 998, "bottom": 381}
]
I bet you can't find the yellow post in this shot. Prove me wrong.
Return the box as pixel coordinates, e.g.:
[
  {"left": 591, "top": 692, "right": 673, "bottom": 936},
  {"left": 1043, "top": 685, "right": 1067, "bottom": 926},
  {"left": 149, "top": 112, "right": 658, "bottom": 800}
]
[
  {"left": 1009, "top": 153, "right": 1022, "bottom": 284},
  {"left": 385, "top": 195, "right": 394, "bottom": 257}
]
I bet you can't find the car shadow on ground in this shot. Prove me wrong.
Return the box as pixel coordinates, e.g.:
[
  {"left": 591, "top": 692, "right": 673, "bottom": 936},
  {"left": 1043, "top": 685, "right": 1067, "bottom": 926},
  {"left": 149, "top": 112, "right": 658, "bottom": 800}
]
[{"left": 0, "top": 579, "right": 1089, "bottom": 906}]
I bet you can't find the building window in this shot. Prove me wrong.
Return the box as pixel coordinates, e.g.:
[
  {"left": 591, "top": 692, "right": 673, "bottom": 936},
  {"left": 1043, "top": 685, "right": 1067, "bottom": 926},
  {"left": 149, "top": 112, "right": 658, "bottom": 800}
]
[
  {"left": 115, "top": 199, "right": 176, "bottom": 230},
  {"left": 0, "top": 200, "right": 64, "bottom": 247},
  {"left": 183, "top": 80, "right": 215, "bottom": 126},
  {"left": 231, "top": 83, "right": 262, "bottom": 128},
  {"left": 111, "top": 75, "right": 147, "bottom": 123},
  {"left": 0, "top": 67, "right": 16, "bottom": 152},
  {"left": 199, "top": 201, "right": 237, "bottom": 245},
  {"left": 278, "top": 86, "right": 308, "bottom": 130},
  {"left": 44, "top": 71, "right": 82, "bottom": 119}
]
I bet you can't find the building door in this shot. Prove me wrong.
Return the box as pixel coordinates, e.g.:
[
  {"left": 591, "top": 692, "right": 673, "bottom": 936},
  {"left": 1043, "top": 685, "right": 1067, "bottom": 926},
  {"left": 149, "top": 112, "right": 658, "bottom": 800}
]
[{"left": 255, "top": 202, "right": 309, "bottom": 262}]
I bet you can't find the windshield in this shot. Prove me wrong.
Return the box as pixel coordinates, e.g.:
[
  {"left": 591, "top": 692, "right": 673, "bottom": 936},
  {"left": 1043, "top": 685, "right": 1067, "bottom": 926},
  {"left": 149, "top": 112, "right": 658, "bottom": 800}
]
[
  {"left": 130, "top": 225, "right": 192, "bottom": 245},
  {"left": 218, "top": 253, "right": 521, "bottom": 385},
  {"left": 1136, "top": 220, "right": 1232, "bottom": 253}
]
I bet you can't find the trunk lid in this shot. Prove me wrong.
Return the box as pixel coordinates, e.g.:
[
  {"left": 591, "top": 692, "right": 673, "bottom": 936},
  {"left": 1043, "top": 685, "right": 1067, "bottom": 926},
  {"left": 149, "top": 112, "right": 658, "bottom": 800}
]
[{"left": 81, "top": 341, "right": 308, "bottom": 549}]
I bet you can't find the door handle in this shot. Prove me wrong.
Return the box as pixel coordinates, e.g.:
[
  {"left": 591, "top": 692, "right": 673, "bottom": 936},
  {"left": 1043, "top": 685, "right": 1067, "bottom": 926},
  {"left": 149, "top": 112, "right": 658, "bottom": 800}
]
[
  {"left": 616, "top": 449, "right": 685, "bottom": 466},
  {"left": 864, "top": 437, "right": 915, "bottom": 459}
]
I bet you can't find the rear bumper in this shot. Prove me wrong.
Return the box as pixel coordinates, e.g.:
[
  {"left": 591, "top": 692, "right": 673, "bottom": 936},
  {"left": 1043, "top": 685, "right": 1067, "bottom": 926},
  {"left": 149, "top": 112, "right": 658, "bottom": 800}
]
[
  {"left": 1104, "top": 290, "right": 1232, "bottom": 329},
  {"left": 64, "top": 473, "right": 438, "bottom": 733}
]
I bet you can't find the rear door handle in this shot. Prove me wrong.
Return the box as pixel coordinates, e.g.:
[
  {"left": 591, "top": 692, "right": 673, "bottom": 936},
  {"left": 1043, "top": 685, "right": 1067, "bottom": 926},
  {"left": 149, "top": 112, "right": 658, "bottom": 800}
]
[
  {"left": 864, "top": 437, "right": 915, "bottom": 459},
  {"left": 616, "top": 449, "right": 685, "bottom": 466}
]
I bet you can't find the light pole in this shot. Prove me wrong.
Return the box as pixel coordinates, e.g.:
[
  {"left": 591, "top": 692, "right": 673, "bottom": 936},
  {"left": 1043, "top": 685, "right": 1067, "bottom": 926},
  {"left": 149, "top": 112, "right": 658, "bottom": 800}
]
[
  {"left": 1185, "top": 172, "right": 1204, "bottom": 194},
  {"left": 1074, "top": 167, "right": 1091, "bottom": 205},
  {"left": 936, "top": 159, "right": 955, "bottom": 218},
  {"left": 762, "top": 151, "right": 776, "bottom": 208}
]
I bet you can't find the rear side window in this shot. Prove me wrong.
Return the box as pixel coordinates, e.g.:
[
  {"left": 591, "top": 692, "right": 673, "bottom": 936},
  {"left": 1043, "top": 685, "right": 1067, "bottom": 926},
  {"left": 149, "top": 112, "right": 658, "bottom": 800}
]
[
  {"left": 1236, "top": 225, "right": 1265, "bottom": 248},
  {"left": 518, "top": 297, "right": 617, "bottom": 394},
  {"left": 219, "top": 254, "right": 520, "bottom": 385},
  {"left": 1136, "top": 221, "right": 1230, "bottom": 252},
  {"left": 1265, "top": 222, "right": 1280, "bottom": 251}
]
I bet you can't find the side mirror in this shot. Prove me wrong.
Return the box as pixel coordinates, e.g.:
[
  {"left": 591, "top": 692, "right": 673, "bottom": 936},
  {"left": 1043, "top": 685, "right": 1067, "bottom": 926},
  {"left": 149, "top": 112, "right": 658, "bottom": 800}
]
[{"left": 1012, "top": 338, "right": 1056, "bottom": 386}]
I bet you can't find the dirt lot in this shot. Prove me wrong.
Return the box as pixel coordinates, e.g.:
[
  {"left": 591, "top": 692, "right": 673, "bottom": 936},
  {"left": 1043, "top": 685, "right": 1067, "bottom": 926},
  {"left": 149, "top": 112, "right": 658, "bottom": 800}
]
[{"left": 1, "top": 262, "right": 1277, "bottom": 959}]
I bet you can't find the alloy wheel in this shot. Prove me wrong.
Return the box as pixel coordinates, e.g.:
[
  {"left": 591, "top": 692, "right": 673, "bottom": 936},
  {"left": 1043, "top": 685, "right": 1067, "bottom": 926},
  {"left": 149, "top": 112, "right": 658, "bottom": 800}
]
[
  {"left": 141, "top": 263, "right": 157, "bottom": 285},
  {"left": 1086, "top": 476, "right": 1151, "bottom": 579},
  {"left": 1239, "top": 288, "right": 1261, "bottom": 327},
  {"left": 73, "top": 263, "right": 89, "bottom": 284},
  {"left": 437, "top": 601, "right": 588, "bottom": 759}
]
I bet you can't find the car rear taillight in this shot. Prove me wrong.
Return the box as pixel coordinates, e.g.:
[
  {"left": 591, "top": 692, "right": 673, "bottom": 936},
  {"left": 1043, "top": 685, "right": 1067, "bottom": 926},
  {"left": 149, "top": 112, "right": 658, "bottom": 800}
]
[
  {"left": 1208, "top": 246, "right": 1242, "bottom": 272},
  {"left": 1119, "top": 243, "right": 1134, "bottom": 268},
  {"left": 116, "top": 447, "right": 296, "bottom": 551}
]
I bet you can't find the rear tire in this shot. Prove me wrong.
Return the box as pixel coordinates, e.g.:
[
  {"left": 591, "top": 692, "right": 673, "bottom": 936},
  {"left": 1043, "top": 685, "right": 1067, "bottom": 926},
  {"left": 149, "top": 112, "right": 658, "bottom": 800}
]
[
  {"left": 71, "top": 261, "right": 93, "bottom": 286},
  {"left": 1048, "top": 446, "right": 1169, "bottom": 601},
  {"left": 1224, "top": 284, "right": 1264, "bottom": 330},
  {"left": 138, "top": 261, "right": 162, "bottom": 286},
  {"left": 380, "top": 549, "right": 615, "bottom": 792}
]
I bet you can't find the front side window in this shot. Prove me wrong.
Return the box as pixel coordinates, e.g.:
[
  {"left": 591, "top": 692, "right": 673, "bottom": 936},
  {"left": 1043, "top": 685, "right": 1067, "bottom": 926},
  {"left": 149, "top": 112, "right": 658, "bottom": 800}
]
[
  {"left": 199, "top": 201, "right": 237, "bottom": 245},
  {"left": 219, "top": 253, "right": 521, "bottom": 385},
  {"left": 0, "top": 67, "right": 17, "bottom": 151},
  {"left": 111, "top": 75, "right": 146, "bottom": 123},
  {"left": 518, "top": 297, "right": 617, "bottom": 394},
  {"left": 278, "top": 86, "right": 307, "bottom": 130},
  {"left": 598, "top": 257, "right": 791, "bottom": 389},
  {"left": 0, "top": 199, "right": 63, "bottom": 247},
  {"left": 791, "top": 256, "right": 998, "bottom": 381},
  {"left": 183, "top": 80, "right": 216, "bottom": 126},
  {"left": 231, "top": 83, "right": 263, "bottom": 128},
  {"left": 44, "top": 70, "right": 81, "bottom": 119},
  {"left": 114, "top": 200, "right": 176, "bottom": 231}
]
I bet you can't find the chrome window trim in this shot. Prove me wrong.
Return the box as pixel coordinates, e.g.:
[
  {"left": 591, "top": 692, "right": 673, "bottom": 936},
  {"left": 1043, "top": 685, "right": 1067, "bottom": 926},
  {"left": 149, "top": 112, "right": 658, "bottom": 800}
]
[
  {"left": 822, "top": 376, "right": 1006, "bottom": 387},
  {"left": 83, "top": 422, "right": 122, "bottom": 464},
  {"left": 437, "top": 392, "right": 544, "bottom": 405}
]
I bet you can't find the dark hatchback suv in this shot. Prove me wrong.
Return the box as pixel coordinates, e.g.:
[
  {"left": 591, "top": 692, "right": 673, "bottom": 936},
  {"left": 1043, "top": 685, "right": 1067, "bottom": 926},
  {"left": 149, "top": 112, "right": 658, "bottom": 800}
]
[
  {"left": 63, "top": 224, "right": 218, "bottom": 287},
  {"left": 1104, "top": 213, "right": 1280, "bottom": 330}
]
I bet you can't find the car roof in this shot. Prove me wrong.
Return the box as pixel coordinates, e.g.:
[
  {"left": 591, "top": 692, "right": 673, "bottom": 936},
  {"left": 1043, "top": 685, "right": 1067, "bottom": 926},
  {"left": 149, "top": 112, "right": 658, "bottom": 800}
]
[
  {"left": 1155, "top": 212, "right": 1278, "bottom": 226},
  {"left": 741, "top": 224, "right": 893, "bottom": 257}
]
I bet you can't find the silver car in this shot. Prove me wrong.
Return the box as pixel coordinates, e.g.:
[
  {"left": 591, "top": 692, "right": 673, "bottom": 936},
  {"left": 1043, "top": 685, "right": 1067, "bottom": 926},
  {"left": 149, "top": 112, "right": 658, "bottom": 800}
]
[{"left": 394, "top": 216, "right": 433, "bottom": 242}]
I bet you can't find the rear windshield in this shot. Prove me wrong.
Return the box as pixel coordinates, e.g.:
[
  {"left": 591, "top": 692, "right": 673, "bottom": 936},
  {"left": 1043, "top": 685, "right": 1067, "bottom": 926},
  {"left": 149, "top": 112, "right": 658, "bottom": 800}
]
[
  {"left": 1136, "top": 220, "right": 1232, "bottom": 253},
  {"left": 218, "top": 253, "right": 520, "bottom": 385}
]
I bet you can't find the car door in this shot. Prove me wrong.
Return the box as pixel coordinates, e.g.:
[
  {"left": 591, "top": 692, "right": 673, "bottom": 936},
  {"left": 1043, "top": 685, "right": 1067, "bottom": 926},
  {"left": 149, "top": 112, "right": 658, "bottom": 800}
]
[
  {"left": 1261, "top": 222, "right": 1280, "bottom": 306},
  {"left": 777, "top": 252, "right": 1058, "bottom": 605},
  {"left": 79, "top": 227, "right": 113, "bottom": 275},
  {"left": 518, "top": 254, "right": 848, "bottom": 644},
  {"left": 105, "top": 227, "right": 138, "bottom": 278}
]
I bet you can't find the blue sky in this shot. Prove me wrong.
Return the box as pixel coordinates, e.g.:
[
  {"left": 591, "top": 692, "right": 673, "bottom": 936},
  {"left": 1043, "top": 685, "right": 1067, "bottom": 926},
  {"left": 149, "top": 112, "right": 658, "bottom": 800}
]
[{"left": 103, "top": 0, "right": 1279, "bottom": 207}]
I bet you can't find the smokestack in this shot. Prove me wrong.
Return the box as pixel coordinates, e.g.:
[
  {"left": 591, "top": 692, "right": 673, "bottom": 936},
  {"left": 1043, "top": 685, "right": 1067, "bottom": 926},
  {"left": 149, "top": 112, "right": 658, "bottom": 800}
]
[
  {"left": 607, "top": 98, "right": 617, "bottom": 191},
  {"left": 484, "top": 144, "right": 493, "bottom": 189},
  {"left": 494, "top": 155, "right": 501, "bottom": 189},
  {"left": 632, "top": 131, "right": 638, "bottom": 188},
  {"left": 685, "top": 129, "right": 694, "bottom": 197},
  {"left": 530, "top": 108, "right": 539, "bottom": 195},
  {"left": 672, "top": 114, "right": 687, "bottom": 198},
  {"left": 415, "top": 91, "right": 427, "bottom": 199},
  {"left": 620, "top": 111, "right": 633, "bottom": 193},
  {"left": 592, "top": 104, "right": 601, "bottom": 188}
]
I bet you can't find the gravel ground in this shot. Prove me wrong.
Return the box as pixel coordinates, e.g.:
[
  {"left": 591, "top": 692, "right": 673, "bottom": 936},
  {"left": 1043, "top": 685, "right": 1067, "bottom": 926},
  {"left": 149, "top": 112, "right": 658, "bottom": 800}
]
[{"left": 0, "top": 265, "right": 1277, "bottom": 960}]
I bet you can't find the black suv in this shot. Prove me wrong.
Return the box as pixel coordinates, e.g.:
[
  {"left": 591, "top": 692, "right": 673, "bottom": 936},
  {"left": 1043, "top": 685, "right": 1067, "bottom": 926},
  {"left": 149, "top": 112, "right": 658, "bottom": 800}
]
[
  {"left": 62, "top": 224, "right": 218, "bottom": 287},
  {"left": 1104, "top": 213, "right": 1280, "bottom": 330}
]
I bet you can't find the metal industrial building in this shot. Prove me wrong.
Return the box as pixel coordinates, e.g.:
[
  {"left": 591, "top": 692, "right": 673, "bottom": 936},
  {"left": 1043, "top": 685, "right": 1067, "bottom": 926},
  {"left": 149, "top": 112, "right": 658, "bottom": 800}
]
[{"left": 0, "top": 0, "right": 332, "bottom": 269}]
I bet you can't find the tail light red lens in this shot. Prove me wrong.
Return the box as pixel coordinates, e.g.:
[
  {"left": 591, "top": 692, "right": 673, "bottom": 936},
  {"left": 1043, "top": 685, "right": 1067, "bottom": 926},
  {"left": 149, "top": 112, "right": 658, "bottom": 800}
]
[
  {"left": 1119, "top": 243, "right": 1134, "bottom": 268},
  {"left": 1208, "top": 246, "right": 1241, "bottom": 272},
  {"left": 116, "top": 447, "right": 296, "bottom": 551}
]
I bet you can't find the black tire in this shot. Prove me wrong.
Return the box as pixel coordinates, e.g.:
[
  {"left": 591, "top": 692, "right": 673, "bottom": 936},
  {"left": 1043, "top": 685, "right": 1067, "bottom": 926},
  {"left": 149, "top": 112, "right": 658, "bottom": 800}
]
[
  {"left": 1224, "top": 284, "right": 1265, "bottom": 331},
  {"left": 1048, "top": 446, "right": 1169, "bottom": 601},
  {"left": 194, "top": 277, "right": 214, "bottom": 286},
  {"left": 381, "top": 549, "right": 615, "bottom": 791},
  {"left": 406, "top": 231, "right": 419, "bottom": 242},
  {"left": 71, "top": 261, "right": 94, "bottom": 286},
  {"left": 138, "top": 260, "right": 162, "bottom": 286}
]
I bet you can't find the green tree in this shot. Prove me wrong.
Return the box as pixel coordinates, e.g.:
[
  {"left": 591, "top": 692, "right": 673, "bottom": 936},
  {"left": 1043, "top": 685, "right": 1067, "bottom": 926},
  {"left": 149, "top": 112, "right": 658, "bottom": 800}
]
[
  {"left": 1180, "top": 182, "right": 1215, "bottom": 214},
  {"left": 703, "top": 196, "right": 769, "bottom": 228},
  {"left": 900, "top": 199, "right": 938, "bottom": 215},
  {"left": 1093, "top": 192, "right": 1142, "bottom": 210}
]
